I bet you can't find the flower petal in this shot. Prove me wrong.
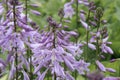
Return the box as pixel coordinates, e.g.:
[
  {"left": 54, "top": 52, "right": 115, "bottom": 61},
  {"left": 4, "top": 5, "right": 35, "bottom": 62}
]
[{"left": 96, "top": 60, "right": 106, "bottom": 72}]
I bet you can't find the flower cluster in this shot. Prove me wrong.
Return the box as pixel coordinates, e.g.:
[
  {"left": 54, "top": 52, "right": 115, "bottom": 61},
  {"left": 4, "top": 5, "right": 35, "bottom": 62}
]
[
  {"left": 63, "top": 0, "right": 117, "bottom": 80},
  {"left": 30, "top": 16, "right": 90, "bottom": 80},
  {"left": 0, "top": 0, "right": 39, "bottom": 79}
]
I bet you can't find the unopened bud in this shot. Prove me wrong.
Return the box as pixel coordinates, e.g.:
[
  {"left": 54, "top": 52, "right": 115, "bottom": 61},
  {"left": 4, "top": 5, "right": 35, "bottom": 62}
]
[
  {"left": 58, "top": 8, "right": 64, "bottom": 18},
  {"left": 96, "top": 7, "right": 103, "bottom": 19}
]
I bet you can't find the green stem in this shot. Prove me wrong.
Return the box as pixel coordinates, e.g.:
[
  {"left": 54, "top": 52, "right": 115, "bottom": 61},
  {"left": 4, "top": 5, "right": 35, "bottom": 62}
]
[
  {"left": 60, "top": 16, "right": 63, "bottom": 23},
  {"left": 47, "top": 70, "right": 50, "bottom": 80},
  {"left": 84, "top": 10, "right": 91, "bottom": 80},
  {"left": 53, "top": 27, "right": 56, "bottom": 48},
  {"left": 25, "top": 0, "right": 33, "bottom": 79},
  {"left": 74, "top": 0, "right": 79, "bottom": 79},
  {"left": 13, "top": 0, "right": 18, "bottom": 80},
  {"left": 15, "top": 49, "right": 18, "bottom": 80},
  {"left": 74, "top": 70, "right": 77, "bottom": 80},
  {"left": 29, "top": 50, "right": 33, "bottom": 80},
  {"left": 86, "top": 10, "right": 90, "bottom": 61},
  {"left": 119, "top": 62, "right": 120, "bottom": 77},
  {"left": 6, "top": 0, "right": 8, "bottom": 13},
  {"left": 96, "top": 18, "right": 101, "bottom": 60},
  {"left": 53, "top": 27, "right": 56, "bottom": 80},
  {"left": 76, "top": 0, "right": 79, "bottom": 29}
]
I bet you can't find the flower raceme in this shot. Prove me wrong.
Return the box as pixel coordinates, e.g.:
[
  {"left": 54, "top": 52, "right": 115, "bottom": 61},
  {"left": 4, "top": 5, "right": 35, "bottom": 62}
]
[
  {"left": 63, "top": 0, "right": 116, "bottom": 79},
  {"left": 29, "top": 17, "right": 90, "bottom": 80},
  {"left": 0, "top": 0, "right": 39, "bottom": 79}
]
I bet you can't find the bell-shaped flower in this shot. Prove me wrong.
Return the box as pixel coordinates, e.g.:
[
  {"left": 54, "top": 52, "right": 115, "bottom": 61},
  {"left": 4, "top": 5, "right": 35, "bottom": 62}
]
[
  {"left": 103, "top": 77, "right": 120, "bottom": 80},
  {"left": 106, "top": 68, "right": 116, "bottom": 73},
  {"left": 80, "top": 20, "right": 90, "bottom": 30},
  {"left": 74, "top": 60, "right": 90, "bottom": 74},
  {"left": 96, "top": 60, "right": 106, "bottom": 72},
  {"left": 64, "top": 3, "right": 75, "bottom": 19}
]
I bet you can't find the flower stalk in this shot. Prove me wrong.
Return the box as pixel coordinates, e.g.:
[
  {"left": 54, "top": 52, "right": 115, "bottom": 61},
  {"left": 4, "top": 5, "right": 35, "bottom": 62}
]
[
  {"left": 76, "top": 0, "right": 79, "bottom": 28},
  {"left": 86, "top": 10, "right": 90, "bottom": 61},
  {"left": 13, "top": 0, "right": 18, "bottom": 80},
  {"left": 74, "top": 0, "right": 79, "bottom": 79},
  {"left": 96, "top": 7, "right": 103, "bottom": 60},
  {"left": 85, "top": 10, "right": 91, "bottom": 80},
  {"left": 25, "top": 0, "right": 33, "bottom": 79}
]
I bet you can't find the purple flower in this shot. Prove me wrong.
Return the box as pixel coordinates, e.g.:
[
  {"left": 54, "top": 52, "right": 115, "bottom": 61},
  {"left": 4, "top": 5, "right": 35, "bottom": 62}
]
[
  {"left": 96, "top": 60, "right": 106, "bottom": 72},
  {"left": 0, "top": 1, "right": 40, "bottom": 80},
  {"left": 80, "top": 20, "right": 90, "bottom": 30},
  {"left": 83, "top": 42, "right": 96, "bottom": 50},
  {"left": 31, "top": 16, "right": 89, "bottom": 79},
  {"left": 90, "top": 32, "right": 113, "bottom": 54},
  {"left": 30, "top": 10, "right": 41, "bottom": 16},
  {"left": 66, "top": 72, "right": 75, "bottom": 80},
  {"left": 8, "top": 60, "right": 16, "bottom": 80},
  {"left": 64, "top": 2, "right": 75, "bottom": 18},
  {"left": 74, "top": 60, "right": 90, "bottom": 74},
  {"left": 63, "top": 56, "right": 75, "bottom": 71},
  {"left": 37, "top": 69, "right": 48, "bottom": 80},
  {"left": 78, "top": 0, "right": 89, "bottom": 6},
  {"left": 101, "top": 37, "right": 113, "bottom": 54},
  {"left": 30, "top": 4, "right": 39, "bottom": 8},
  {"left": 52, "top": 61, "right": 65, "bottom": 78},
  {"left": 103, "top": 77, "right": 120, "bottom": 80},
  {"left": 101, "top": 44, "right": 113, "bottom": 54},
  {"left": 87, "top": 71, "right": 104, "bottom": 80},
  {"left": 80, "top": 12, "right": 86, "bottom": 21},
  {"left": 23, "top": 71, "right": 30, "bottom": 80},
  {"left": 88, "top": 43, "right": 96, "bottom": 50},
  {"left": 106, "top": 68, "right": 116, "bottom": 73}
]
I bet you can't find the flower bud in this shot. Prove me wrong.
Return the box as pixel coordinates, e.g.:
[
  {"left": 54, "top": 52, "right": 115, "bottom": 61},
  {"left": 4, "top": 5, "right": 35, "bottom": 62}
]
[
  {"left": 101, "top": 20, "right": 107, "bottom": 24},
  {"left": 9, "top": 0, "right": 19, "bottom": 5},
  {"left": 96, "top": 7, "right": 103, "bottom": 19},
  {"left": 58, "top": 8, "right": 64, "bottom": 18}
]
